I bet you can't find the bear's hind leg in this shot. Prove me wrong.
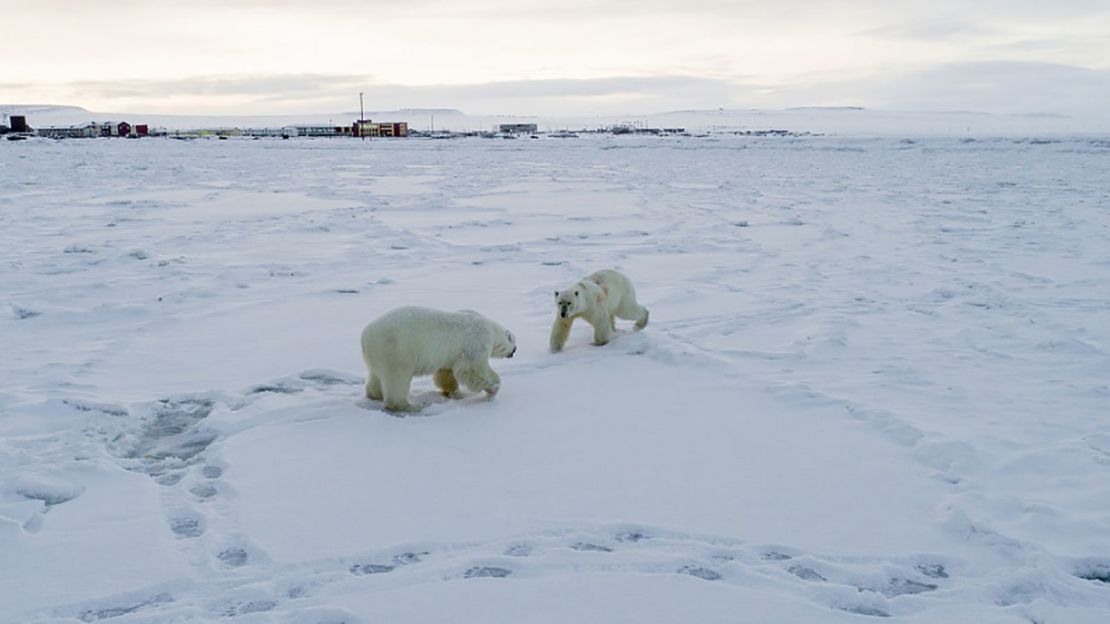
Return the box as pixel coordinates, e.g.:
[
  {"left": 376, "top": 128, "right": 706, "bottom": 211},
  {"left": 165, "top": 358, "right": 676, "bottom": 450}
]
[
  {"left": 380, "top": 371, "right": 419, "bottom": 413},
  {"left": 615, "top": 297, "right": 649, "bottom": 330},
  {"left": 365, "top": 371, "right": 383, "bottom": 400},
  {"left": 434, "top": 369, "right": 460, "bottom": 398}
]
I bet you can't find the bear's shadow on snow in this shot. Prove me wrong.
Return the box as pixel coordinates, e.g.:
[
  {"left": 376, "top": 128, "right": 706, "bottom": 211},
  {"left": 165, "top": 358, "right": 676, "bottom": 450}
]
[
  {"left": 355, "top": 389, "right": 494, "bottom": 417},
  {"left": 555, "top": 328, "right": 651, "bottom": 356}
]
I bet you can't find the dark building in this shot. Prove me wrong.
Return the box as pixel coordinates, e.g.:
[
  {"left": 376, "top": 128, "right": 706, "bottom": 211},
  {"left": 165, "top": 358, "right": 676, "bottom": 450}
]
[
  {"left": 10, "top": 115, "right": 29, "bottom": 133},
  {"left": 499, "top": 123, "right": 538, "bottom": 134},
  {"left": 117, "top": 122, "right": 131, "bottom": 136},
  {"left": 353, "top": 120, "right": 408, "bottom": 138}
]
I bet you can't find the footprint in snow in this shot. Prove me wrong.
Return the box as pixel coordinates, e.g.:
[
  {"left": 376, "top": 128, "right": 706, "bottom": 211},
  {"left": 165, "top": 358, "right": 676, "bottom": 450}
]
[
  {"left": 350, "top": 563, "right": 394, "bottom": 576},
  {"left": 838, "top": 604, "right": 890, "bottom": 618},
  {"left": 155, "top": 472, "right": 184, "bottom": 486},
  {"left": 915, "top": 563, "right": 948, "bottom": 579},
  {"left": 169, "top": 515, "right": 205, "bottom": 538},
  {"left": 349, "top": 551, "right": 424, "bottom": 576},
  {"left": 13, "top": 476, "right": 85, "bottom": 507},
  {"left": 190, "top": 482, "right": 217, "bottom": 499},
  {"left": 221, "top": 600, "right": 277, "bottom": 617},
  {"left": 77, "top": 593, "right": 173, "bottom": 622},
  {"left": 569, "top": 542, "right": 613, "bottom": 552},
  {"left": 678, "top": 565, "right": 722, "bottom": 581},
  {"left": 218, "top": 548, "right": 249, "bottom": 567},
  {"left": 788, "top": 565, "right": 827, "bottom": 582},
  {"left": 761, "top": 551, "right": 793, "bottom": 561},
  {"left": 464, "top": 566, "right": 512, "bottom": 579},
  {"left": 392, "top": 551, "right": 424, "bottom": 565},
  {"left": 880, "top": 577, "right": 937, "bottom": 597}
]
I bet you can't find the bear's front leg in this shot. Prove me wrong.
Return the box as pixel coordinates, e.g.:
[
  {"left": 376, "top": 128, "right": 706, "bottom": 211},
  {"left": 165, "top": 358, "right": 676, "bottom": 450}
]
[
  {"left": 550, "top": 317, "right": 573, "bottom": 353},
  {"left": 456, "top": 361, "right": 501, "bottom": 397},
  {"left": 590, "top": 312, "right": 613, "bottom": 346}
]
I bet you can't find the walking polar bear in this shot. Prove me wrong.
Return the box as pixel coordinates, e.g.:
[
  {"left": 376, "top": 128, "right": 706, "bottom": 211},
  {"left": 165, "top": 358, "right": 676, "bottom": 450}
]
[
  {"left": 550, "top": 269, "right": 649, "bottom": 352},
  {"left": 361, "top": 306, "right": 516, "bottom": 412}
]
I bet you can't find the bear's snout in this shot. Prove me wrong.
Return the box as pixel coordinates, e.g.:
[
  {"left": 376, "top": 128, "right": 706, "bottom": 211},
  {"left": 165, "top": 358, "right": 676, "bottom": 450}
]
[{"left": 508, "top": 347, "right": 516, "bottom": 358}]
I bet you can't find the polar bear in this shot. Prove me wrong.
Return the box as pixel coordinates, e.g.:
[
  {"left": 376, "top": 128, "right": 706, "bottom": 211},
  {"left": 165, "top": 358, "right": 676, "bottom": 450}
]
[
  {"left": 361, "top": 306, "right": 516, "bottom": 412},
  {"left": 550, "top": 269, "right": 649, "bottom": 352}
]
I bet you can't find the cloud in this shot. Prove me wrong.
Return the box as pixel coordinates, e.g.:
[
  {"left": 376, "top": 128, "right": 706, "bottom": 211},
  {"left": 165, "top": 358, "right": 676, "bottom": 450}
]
[
  {"left": 4, "top": 61, "right": 1108, "bottom": 123},
  {"left": 776, "top": 61, "right": 1110, "bottom": 120},
  {"left": 861, "top": 18, "right": 998, "bottom": 41},
  {"left": 2, "top": 74, "right": 754, "bottom": 116}
]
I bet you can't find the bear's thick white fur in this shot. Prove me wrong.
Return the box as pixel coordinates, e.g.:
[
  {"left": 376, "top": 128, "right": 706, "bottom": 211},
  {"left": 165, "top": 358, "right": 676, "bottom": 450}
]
[
  {"left": 550, "top": 269, "right": 649, "bottom": 352},
  {"left": 361, "top": 306, "right": 516, "bottom": 412}
]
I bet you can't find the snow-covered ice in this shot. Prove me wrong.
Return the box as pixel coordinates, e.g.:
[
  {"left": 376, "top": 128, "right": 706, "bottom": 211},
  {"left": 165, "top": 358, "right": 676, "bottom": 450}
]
[{"left": 2, "top": 133, "right": 1109, "bottom": 623}]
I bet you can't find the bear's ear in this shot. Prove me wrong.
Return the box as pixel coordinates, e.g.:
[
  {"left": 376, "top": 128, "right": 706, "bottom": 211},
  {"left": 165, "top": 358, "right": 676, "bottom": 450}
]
[
  {"left": 574, "top": 290, "right": 579, "bottom": 297},
  {"left": 553, "top": 290, "right": 559, "bottom": 299}
]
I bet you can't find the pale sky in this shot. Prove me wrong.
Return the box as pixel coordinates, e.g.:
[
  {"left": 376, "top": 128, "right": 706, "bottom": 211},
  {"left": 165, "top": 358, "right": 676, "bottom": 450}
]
[{"left": 3, "top": 0, "right": 1109, "bottom": 117}]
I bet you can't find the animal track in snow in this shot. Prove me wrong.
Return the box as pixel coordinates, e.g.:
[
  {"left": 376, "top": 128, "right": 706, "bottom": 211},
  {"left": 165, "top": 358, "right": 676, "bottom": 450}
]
[
  {"left": 218, "top": 548, "right": 249, "bottom": 567},
  {"left": 569, "top": 542, "right": 613, "bottom": 552},
  {"left": 464, "top": 566, "right": 512, "bottom": 578},
  {"left": 169, "top": 514, "right": 205, "bottom": 538},
  {"left": 350, "top": 563, "right": 394, "bottom": 576},
  {"left": 915, "top": 563, "right": 948, "bottom": 578},
  {"left": 881, "top": 577, "right": 938, "bottom": 597},
  {"left": 220, "top": 599, "right": 277, "bottom": 617},
  {"left": 190, "top": 482, "right": 218, "bottom": 499},
  {"left": 678, "top": 565, "right": 722, "bottom": 581},
  {"left": 788, "top": 565, "right": 827, "bottom": 582},
  {"left": 76, "top": 593, "right": 173, "bottom": 622}
]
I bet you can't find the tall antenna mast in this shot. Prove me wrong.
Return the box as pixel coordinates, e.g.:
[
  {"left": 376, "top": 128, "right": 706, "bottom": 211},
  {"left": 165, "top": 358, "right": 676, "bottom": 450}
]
[{"left": 359, "top": 92, "right": 365, "bottom": 141}]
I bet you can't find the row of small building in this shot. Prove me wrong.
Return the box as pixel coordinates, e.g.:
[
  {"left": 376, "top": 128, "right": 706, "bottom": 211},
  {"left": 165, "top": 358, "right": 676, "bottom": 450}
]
[
  {"left": 36, "top": 121, "right": 152, "bottom": 139},
  {"left": 6, "top": 115, "right": 688, "bottom": 141},
  {"left": 241, "top": 120, "right": 408, "bottom": 138},
  {"left": 21, "top": 118, "right": 409, "bottom": 140}
]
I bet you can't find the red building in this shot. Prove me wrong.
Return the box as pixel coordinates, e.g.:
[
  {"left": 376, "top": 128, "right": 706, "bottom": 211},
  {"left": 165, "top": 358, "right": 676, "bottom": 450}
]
[{"left": 135, "top": 124, "right": 149, "bottom": 137}]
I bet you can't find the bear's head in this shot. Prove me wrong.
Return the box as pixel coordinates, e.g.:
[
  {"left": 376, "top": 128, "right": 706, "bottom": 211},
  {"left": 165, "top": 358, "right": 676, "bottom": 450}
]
[
  {"left": 491, "top": 325, "right": 517, "bottom": 359},
  {"left": 554, "top": 285, "right": 591, "bottom": 319}
]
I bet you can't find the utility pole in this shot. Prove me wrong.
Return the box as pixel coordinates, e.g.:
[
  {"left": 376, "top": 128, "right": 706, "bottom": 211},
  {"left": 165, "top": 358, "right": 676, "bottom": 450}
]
[{"left": 359, "top": 92, "right": 365, "bottom": 141}]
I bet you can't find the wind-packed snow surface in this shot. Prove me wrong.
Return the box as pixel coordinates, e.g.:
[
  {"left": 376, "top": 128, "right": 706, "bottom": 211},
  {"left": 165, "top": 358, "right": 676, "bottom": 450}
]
[{"left": 2, "top": 134, "right": 1109, "bottom": 623}]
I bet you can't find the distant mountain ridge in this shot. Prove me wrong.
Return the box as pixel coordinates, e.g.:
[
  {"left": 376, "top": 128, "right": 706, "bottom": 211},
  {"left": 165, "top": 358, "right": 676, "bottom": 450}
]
[{"left": 1, "top": 104, "right": 90, "bottom": 115}]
